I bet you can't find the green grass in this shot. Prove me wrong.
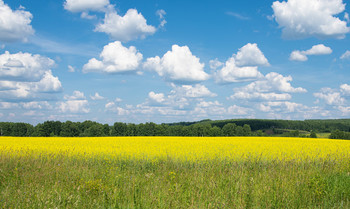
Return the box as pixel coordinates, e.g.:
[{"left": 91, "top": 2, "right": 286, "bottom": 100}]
[{"left": 1, "top": 153, "right": 350, "bottom": 208}]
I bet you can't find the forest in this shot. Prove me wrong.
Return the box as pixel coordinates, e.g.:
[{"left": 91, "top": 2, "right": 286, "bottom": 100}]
[{"left": 1, "top": 119, "right": 350, "bottom": 139}]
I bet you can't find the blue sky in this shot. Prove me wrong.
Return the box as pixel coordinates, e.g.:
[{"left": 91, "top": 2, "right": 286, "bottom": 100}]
[{"left": 1, "top": 0, "right": 350, "bottom": 124}]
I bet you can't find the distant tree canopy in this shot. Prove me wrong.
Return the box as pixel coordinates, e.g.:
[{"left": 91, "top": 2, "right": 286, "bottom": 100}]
[{"left": 1, "top": 119, "right": 350, "bottom": 139}]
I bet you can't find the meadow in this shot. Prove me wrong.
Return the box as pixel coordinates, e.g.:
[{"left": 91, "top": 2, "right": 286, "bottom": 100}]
[{"left": 1, "top": 136, "right": 350, "bottom": 208}]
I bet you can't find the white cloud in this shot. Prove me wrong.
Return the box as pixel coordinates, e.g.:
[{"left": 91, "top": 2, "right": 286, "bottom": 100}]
[
  {"left": 0, "top": 0, "right": 34, "bottom": 42},
  {"left": 115, "top": 97, "right": 122, "bottom": 102},
  {"left": 59, "top": 91, "right": 89, "bottom": 113},
  {"left": 105, "top": 101, "right": 130, "bottom": 115},
  {"left": 340, "top": 50, "right": 350, "bottom": 59},
  {"left": 345, "top": 12, "right": 350, "bottom": 23},
  {"left": 59, "top": 100, "right": 89, "bottom": 113},
  {"left": 272, "top": 0, "right": 350, "bottom": 39},
  {"left": 148, "top": 91, "right": 165, "bottom": 103},
  {"left": 263, "top": 101, "right": 307, "bottom": 113},
  {"left": 80, "top": 12, "right": 96, "bottom": 20},
  {"left": 338, "top": 106, "right": 350, "bottom": 116},
  {"left": 191, "top": 101, "right": 226, "bottom": 116},
  {"left": 290, "top": 44, "right": 332, "bottom": 61},
  {"left": 230, "top": 92, "right": 292, "bottom": 101},
  {"left": 209, "top": 58, "right": 224, "bottom": 70},
  {"left": 227, "top": 105, "right": 251, "bottom": 115},
  {"left": 170, "top": 84, "right": 217, "bottom": 98},
  {"left": 314, "top": 88, "right": 345, "bottom": 105},
  {"left": 0, "top": 102, "right": 18, "bottom": 109},
  {"left": 234, "top": 43, "right": 269, "bottom": 67},
  {"left": 0, "top": 51, "right": 55, "bottom": 81},
  {"left": 289, "top": 50, "right": 308, "bottom": 61},
  {"left": 229, "top": 72, "right": 306, "bottom": 101},
  {"left": 83, "top": 41, "right": 142, "bottom": 73},
  {"left": 304, "top": 44, "right": 332, "bottom": 55},
  {"left": 215, "top": 57, "right": 263, "bottom": 83},
  {"left": 95, "top": 8, "right": 156, "bottom": 42},
  {"left": 0, "top": 51, "right": 62, "bottom": 101},
  {"left": 68, "top": 65, "right": 75, "bottom": 72},
  {"left": 64, "top": 0, "right": 110, "bottom": 12},
  {"left": 144, "top": 45, "right": 209, "bottom": 83},
  {"left": 90, "top": 92, "right": 104, "bottom": 100},
  {"left": 214, "top": 43, "right": 268, "bottom": 84},
  {"left": 226, "top": 12, "right": 250, "bottom": 20},
  {"left": 156, "top": 9, "right": 167, "bottom": 28},
  {"left": 34, "top": 70, "right": 62, "bottom": 93},
  {"left": 64, "top": 90, "right": 86, "bottom": 100},
  {"left": 21, "top": 101, "right": 51, "bottom": 110},
  {"left": 340, "top": 84, "right": 350, "bottom": 95}
]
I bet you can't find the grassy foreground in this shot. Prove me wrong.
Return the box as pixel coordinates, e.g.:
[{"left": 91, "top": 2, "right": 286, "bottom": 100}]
[{"left": 1, "top": 137, "right": 350, "bottom": 208}]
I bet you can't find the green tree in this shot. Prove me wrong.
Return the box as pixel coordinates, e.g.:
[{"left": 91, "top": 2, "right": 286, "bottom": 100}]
[
  {"left": 309, "top": 131, "right": 317, "bottom": 138},
  {"left": 60, "top": 121, "right": 79, "bottom": 137},
  {"left": 208, "top": 126, "right": 222, "bottom": 136},
  {"left": 82, "top": 124, "right": 104, "bottom": 137},
  {"left": 243, "top": 124, "right": 252, "bottom": 136},
  {"left": 112, "top": 122, "right": 127, "bottom": 136},
  {"left": 222, "top": 123, "right": 237, "bottom": 136}
]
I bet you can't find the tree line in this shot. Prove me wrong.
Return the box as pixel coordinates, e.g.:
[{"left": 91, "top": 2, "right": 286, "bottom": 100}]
[
  {"left": 0, "top": 121, "right": 255, "bottom": 137},
  {"left": 1, "top": 118, "right": 350, "bottom": 139}
]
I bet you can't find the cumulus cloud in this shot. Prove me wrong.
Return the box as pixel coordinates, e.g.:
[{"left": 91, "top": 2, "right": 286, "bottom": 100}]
[
  {"left": 269, "top": 101, "right": 306, "bottom": 112},
  {"left": 0, "top": 0, "right": 34, "bottom": 42},
  {"left": 90, "top": 92, "right": 104, "bottom": 100},
  {"left": 340, "top": 50, "right": 350, "bottom": 59},
  {"left": 303, "top": 44, "right": 333, "bottom": 55},
  {"left": 314, "top": 88, "right": 345, "bottom": 105},
  {"left": 59, "top": 91, "right": 89, "bottom": 113},
  {"left": 170, "top": 84, "right": 217, "bottom": 98},
  {"left": 209, "top": 58, "right": 223, "bottom": 70},
  {"left": 229, "top": 72, "right": 306, "bottom": 101},
  {"left": 234, "top": 43, "right": 269, "bottom": 67},
  {"left": 144, "top": 45, "right": 209, "bottom": 83},
  {"left": 289, "top": 51, "right": 308, "bottom": 61},
  {"left": 340, "top": 84, "right": 350, "bottom": 95},
  {"left": 290, "top": 44, "right": 332, "bottom": 61},
  {"left": 141, "top": 84, "right": 216, "bottom": 111},
  {"left": 227, "top": 105, "right": 251, "bottom": 115},
  {"left": 83, "top": 41, "right": 142, "bottom": 73},
  {"left": 105, "top": 101, "right": 130, "bottom": 115},
  {"left": 214, "top": 43, "right": 268, "bottom": 84},
  {"left": 215, "top": 57, "right": 263, "bottom": 83},
  {"left": 0, "top": 51, "right": 55, "bottom": 82},
  {"left": 95, "top": 8, "right": 156, "bottom": 42},
  {"left": 272, "top": 0, "right": 350, "bottom": 39},
  {"left": 64, "top": 90, "right": 86, "bottom": 100},
  {"left": 63, "top": 0, "right": 110, "bottom": 12},
  {"left": 0, "top": 51, "right": 62, "bottom": 101},
  {"left": 148, "top": 91, "right": 165, "bottom": 103}
]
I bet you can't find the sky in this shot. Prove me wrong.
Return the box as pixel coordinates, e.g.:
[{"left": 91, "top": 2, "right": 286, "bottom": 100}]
[{"left": 0, "top": 0, "right": 350, "bottom": 125}]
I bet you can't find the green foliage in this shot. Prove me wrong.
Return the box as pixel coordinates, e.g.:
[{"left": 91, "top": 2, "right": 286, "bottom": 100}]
[
  {"left": 1, "top": 154, "right": 350, "bottom": 208},
  {"left": 310, "top": 131, "right": 317, "bottom": 138},
  {"left": 329, "top": 130, "right": 350, "bottom": 140},
  {"left": 2, "top": 118, "right": 350, "bottom": 137}
]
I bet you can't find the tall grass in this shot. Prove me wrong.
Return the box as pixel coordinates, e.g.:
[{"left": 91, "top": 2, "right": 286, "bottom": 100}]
[{"left": 1, "top": 153, "right": 350, "bottom": 208}]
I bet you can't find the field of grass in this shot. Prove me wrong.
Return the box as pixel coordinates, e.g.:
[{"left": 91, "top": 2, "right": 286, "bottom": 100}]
[{"left": 1, "top": 136, "right": 350, "bottom": 208}]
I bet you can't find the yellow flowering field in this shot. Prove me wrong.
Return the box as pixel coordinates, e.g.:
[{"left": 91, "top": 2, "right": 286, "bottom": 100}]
[{"left": 1, "top": 136, "right": 349, "bottom": 161}]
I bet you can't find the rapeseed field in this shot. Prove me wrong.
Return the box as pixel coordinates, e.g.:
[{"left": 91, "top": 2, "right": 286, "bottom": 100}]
[
  {"left": 1, "top": 136, "right": 350, "bottom": 208},
  {"left": 1, "top": 136, "right": 350, "bottom": 161}
]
